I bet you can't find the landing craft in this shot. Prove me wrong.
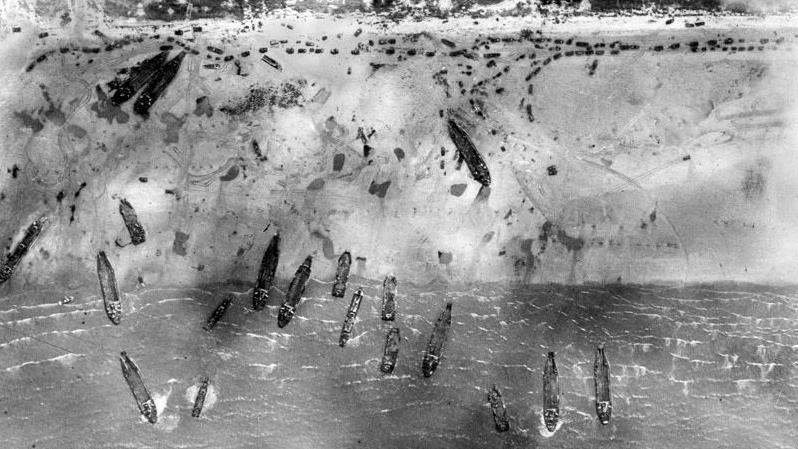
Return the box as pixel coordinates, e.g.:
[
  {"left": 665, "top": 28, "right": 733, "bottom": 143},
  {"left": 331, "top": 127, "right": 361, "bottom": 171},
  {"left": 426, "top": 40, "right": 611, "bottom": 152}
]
[
  {"left": 253, "top": 233, "right": 280, "bottom": 310},
  {"left": 381, "top": 275, "right": 397, "bottom": 321},
  {"left": 97, "top": 251, "right": 122, "bottom": 325},
  {"left": 108, "top": 51, "right": 169, "bottom": 105},
  {"left": 118, "top": 198, "right": 146, "bottom": 245},
  {"left": 332, "top": 251, "right": 351, "bottom": 298},
  {"left": 205, "top": 296, "right": 233, "bottom": 331},
  {"left": 278, "top": 256, "right": 312, "bottom": 328},
  {"left": 380, "top": 327, "right": 401, "bottom": 374},
  {"left": 421, "top": 302, "right": 452, "bottom": 377},
  {"left": 339, "top": 287, "right": 364, "bottom": 347},
  {"left": 119, "top": 351, "right": 157, "bottom": 424},
  {"left": 488, "top": 384, "right": 510, "bottom": 432},
  {"left": 446, "top": 116, "right": 491, "bottom": 187},
  {"left": 594, "top": 343, "right": 612, "bottom": 424},
  {"left": 192, "top": 376, "right": 210, "bottom": 418},
  {"left": 133, "top": 51, "right": 186, "bottom": 117},
  {"left": 542, "top": 351, "right": 560, "bottom": 432},
  {"left": 0, "top": 216, "right": 47, "bottom": 285}
]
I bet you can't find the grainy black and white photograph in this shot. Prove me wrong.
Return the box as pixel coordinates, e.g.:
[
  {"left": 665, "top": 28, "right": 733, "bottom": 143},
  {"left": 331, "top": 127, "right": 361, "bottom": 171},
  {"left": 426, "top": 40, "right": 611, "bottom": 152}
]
[{"left": 0, "top": 0, "right": 796, "bottom": 448}]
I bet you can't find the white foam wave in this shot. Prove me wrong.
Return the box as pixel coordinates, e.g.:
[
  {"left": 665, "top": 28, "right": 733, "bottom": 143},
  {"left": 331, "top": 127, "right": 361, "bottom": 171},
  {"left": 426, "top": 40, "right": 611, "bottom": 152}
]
[
  {"left": 5, "top": 352, "right": 84, "bottom": 372},
  {"left": 537, "top": 412, "right": 564, "bottom": 437}
]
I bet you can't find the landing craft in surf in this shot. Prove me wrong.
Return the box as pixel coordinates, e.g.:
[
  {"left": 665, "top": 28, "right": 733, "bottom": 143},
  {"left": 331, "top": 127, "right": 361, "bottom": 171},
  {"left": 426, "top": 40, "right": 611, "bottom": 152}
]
[
  {"left": 421, "top": 302, "right": 452, "bottom": 377},
  {"left": 542, "top": 351, "right": 560, "bottom": 432},
  {"left": 119, "top": 351, "right": 157, "bottom": 424},
  {"left": 192, "top": 376, "right": 210, "bottom": 418},
  {"left": 381, "top": 275, "right": 397, "bottom": 321},
  {"left": 0, "top": 216, "right": 47, "bottom": 285},
  {"left": 488, "top": 384, "right": 510, "bottom": 432},
  {"left": 278, "top": 256, "right": 312, "bottom": 328},
  {"left": 339, "top": 287, "right": 364, "bottom": 347},
  {"left": 97, "top": 250, "right": 122, "bottom": 325},
  {"left": 205, "top": 296, "right": 233, "bottom": 332},
  {"left": 380, "top": 327, "right": 401, "bottom": 374},
  {"left": 332, "top": 251, "right": 351, "bottom": 298},
  {"left": 594, "top": 343, "right": 612, "bottom": 424},
  {"left": 253, "top": 233, "right": 280, "bottom": 310}
]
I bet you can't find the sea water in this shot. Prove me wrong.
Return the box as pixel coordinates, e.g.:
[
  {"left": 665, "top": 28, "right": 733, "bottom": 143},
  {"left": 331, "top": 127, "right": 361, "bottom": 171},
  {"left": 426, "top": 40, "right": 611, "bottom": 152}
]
[{"left": 0, "top": 280, "right": 796, "bottom": 448}]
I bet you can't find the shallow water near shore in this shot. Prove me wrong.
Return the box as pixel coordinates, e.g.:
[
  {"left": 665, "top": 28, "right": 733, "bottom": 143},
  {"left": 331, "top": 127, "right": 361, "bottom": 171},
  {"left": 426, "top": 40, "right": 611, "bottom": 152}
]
[{"left": 1, "top": 280, "right": 795, "bottom": 448}]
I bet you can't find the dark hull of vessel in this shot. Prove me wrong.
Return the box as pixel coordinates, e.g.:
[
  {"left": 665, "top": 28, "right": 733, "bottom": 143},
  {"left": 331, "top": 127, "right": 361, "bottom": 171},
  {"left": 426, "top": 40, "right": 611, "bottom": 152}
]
[
  {"left": 0, "top": 216, "right": 47, "bottom": 285},
  {"left": 192, "top": 376, "right": 210, "bottom": 418},
  {"left": 278, "top": 256, "right": 312, "bottom": 328},
  {"left": 380, "top": 327, "right": 401, "bottom": 374},
  {"left": 97, "top": 251, "right": 122, "bottom": 325},
  {"left": 119, "top": 351, "right": 157, "bottom": 424},
  {"left": 339, "top": 288, "right": 363, "bottom": 347},
  {"left": 204, "top": 296, "right": 233, "bottom": 331},
  {"left": 446, "top": 116, "right": 491, "bottom": 187},
  {"left": 542, "top": 351, "right": 560, "bottom": 432},
  {"left": 252, "top": 234, "right": 280, "bottom": 310},
  {"left": 118, "top": 198, "right": 146, "bottom": 245},
  {"left": 331, "top": 251, "right": 351, "bottom": 298},
  {"left": 594, "top": 344, "right": 612, "bottom": 424},
  {"left": 381, "top": 275, "right": 397, "bottom": 321},
  {"left": 488, "top": 385, "right": 510, "bottom": 432},
  {"left": 421, "top": 302, "right": 452, "bottom": 378}
]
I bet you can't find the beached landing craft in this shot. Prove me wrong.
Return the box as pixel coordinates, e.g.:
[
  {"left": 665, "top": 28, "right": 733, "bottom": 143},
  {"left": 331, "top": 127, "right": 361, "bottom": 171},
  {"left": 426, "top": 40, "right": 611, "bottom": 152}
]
[
  {"left": 192, "top": 376, "right": 210, "bottom": 418},
  {"left": 119, "top": 351, "right": 157, "bottom": 424},
  {"left": 108, "top": 50, "right": 169, "bottom": 105},
  {"left": 0, "top": 216, "right": 47, "bottom": 285},
  {"left": 118, "top": 198, "right": 146, "bottom": 245},
  {"left": 133, "top": 51, "right": 186, "bottom": 117},
  {"left": 381, "top": 275, "right": 397, "bottom": 321},
  {"left": 96, "top": 250, "right": 122, "bottom": 325},
  {"left": 380, "top": 327, "right": 401, "bottom": 374},
  {"left": 252, "top": 233, "right": 280, "bottom": 310},
  {"left": 204, "top": 296, "right": 233, "bottom": 332},
  {"left": 446, "top": 115, "right": 491, "bottom": 188},
  {"left": 277, "top": 256, "right": 312, "bottom": 328},
  {"left": 542, "top": 351, "right": 560, "bottom": 432},
  {"left": 488, "top": 384, "right": 510, "bottom": 432},
  {"left": 339, "top": 287, "right": 364, "bottom": 347},
  {"left": 331, "top": 251, "right": 351, "bottom": 298},
  {"left": 594, "top": 344, "right": 612, "bottom": 424},
  {"left": 421, "top": 302, "right": 453, "bottom": 377}
]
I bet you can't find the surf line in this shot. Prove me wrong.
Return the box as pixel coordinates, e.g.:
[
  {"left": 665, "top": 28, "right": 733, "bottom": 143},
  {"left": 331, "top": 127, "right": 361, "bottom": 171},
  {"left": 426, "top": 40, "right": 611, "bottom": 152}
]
[{"left": 0, "top": 319, "right": 97, "bottom": 364}]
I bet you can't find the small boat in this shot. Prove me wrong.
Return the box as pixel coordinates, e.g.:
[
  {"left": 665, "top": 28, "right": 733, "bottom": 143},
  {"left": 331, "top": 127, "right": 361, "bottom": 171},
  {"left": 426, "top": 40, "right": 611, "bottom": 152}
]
[
  {"left": 421, "top": 302, "right": 452, "bottom": 377},
  {"left": 381, "top": 275, "right": 397, "bottom": 321},
  {"left": 192, "top": 376, "right": 210, "bottom": 418},
  {"left": 278, "top": 256, "right": 312, "bottom": 328},
  {"left": 331, "top": 251, "right": 351, "bottom": 298},
  {"left": 119, "top": 351, "right": 157, "bottom": 424},
  {"left": 97, "top": 251, "right": 122, "bottom": 325},
  {"left": 204, "top": 296, "right": 233, "bottom": 331},
  {"left": 488, "top": 384, "right": 509, "bottom": 432},
  {"left": 447, "top": 116, "right": 491, "bottom": 187},
  {"left": 594, "top": 343, "right": 612, "bottom": 424},
  {"left": 0, "top": 216, "right": 47, "bottom": 285},
  {"left": 252, "top": 233, "right": 280, "bottom": 310},
  {"left": 542, "top": 351, "right": 560, "bottom": 432},
  {"left": 339, "top": 287, "right": 364, "bottom": 347},
  {"left": 380, "top": 327, "right": 401, "bottom": 374},
  {"left": 118, "top": 198, "right": 146, "bottom": 245}
]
